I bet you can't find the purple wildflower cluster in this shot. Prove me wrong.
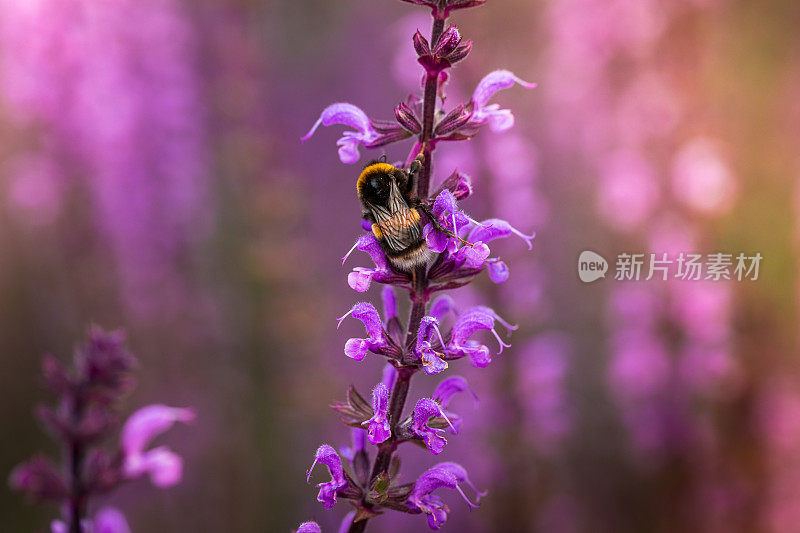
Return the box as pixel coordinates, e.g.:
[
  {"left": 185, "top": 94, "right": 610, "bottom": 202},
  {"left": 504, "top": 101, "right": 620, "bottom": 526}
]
[
  {"left": 299, "top": 1, "right": 534, "bottom": 531},
  {"left": 9, "top": 327, "right": 194, "bottom": 533}
]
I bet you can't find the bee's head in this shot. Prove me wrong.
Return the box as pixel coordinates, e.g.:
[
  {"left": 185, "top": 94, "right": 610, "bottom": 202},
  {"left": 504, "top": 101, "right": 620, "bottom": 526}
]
[{"left": 357, "top": 162, "right": 399, "bottom": 207}]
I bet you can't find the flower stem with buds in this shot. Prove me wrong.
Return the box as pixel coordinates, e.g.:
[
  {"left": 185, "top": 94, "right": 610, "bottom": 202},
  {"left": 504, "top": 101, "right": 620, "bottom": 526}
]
[{"left": 347, "top": 13, "right": 446, "bottom": 533}]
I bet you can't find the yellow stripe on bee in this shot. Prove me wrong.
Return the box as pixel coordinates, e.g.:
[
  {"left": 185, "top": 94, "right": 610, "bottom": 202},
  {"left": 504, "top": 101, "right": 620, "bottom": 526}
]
[
  {"left": 357, "top": 162, "right": 397, "bottom": 191},
  {"left": 371, "top": 223, "right": 383, "bottom": 239},
  {"left": 410, "top": 208, "right": 421, "bottom": 223}
]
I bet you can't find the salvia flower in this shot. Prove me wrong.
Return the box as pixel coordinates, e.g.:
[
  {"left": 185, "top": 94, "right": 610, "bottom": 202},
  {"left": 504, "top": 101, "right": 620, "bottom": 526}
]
[
  {"left": 423, "top": 190, "right": 475, "bottom": 254},
  {"left": 301, "top": 0, "right": 533, "bottom": 529},
  {"left": 121, "top": 404, "right": 196, "bottom": 487},
  {"left": 364, "top": 383, "right": 391, "bottom": 444},
  {"left": 411, "top": 398, "right": 456, "bottom": 454},
  {"left": 307, "top": 445, "right": 348, "bottom": 509},
  {"left": 337, "top": 302, "right": 401, "bottom": 360},
  {"left": 447, "top": 306, "right": 513, "bottom": 367},
  {"left": 301, "top": 103, "right": 379, "bottom": 164},
  {"left": 342, "top": 234, "right": 406, "bottom": 292},
  {"left": 407, "top": 462, "right": 483, "bottom": 530},
  {"left": 416, "top": 316, "right": 449, "bottom": 374},
  {"left": 467, "top": 70, "right": 537, "bottom": 133},
  {"left": 302, "top": 103, "right": 412, "bottom": 164},
  {"left": 9, "top": 328, "right": 193, "bottom": 532}
]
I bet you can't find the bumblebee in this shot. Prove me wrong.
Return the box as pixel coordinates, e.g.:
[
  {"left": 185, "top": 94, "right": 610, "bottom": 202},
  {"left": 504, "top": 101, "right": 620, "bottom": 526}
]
[{"left": 357, "top": 148, "right": 467, "bottom": 273}]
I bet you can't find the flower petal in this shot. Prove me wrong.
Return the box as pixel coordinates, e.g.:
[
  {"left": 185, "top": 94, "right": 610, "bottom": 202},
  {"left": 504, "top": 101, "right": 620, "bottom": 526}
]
[
  {"left": 121, "top": 405, "right": 195, "bottom": 459},
  {"left": 433, "top": 376, "right": 479, "bottom": 408},
  {"left": 471, "top": 70, "right": 536, "bottom": 109},
  {"left": 301, "top": 103, "right": 372, "bottom": 141},
  {"left": 487, "top": 260, "right": 509, "bottom": 283},
  {"left": 344, "top": 338, "right": 369, "bottom": 361}
]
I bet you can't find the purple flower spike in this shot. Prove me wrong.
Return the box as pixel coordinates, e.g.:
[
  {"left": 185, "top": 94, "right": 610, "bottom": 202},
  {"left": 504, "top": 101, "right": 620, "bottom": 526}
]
[
  {"left": 364, "top": 383, "right": 391, "bottom": 444},
  {"left": 296, "top": 521, "right": 322, "bottom": 533},
  {"left": 468, "top": 218, "right": 535, "bottom": 249},
  {"left": 301, "top": 103, "right": 379, "bottom": 164},
  {"left": 412, "top": 398, "right": 455, "bottom": 454},
  {"left": 407, "top": 462, "right": 481, "bottom": 530},
  {"left": 307, "top": 445, "right": 347, "bottom": 510},
  {"left": 469, "top": 70, "right": 536, "bottom": 133},
  {"left": 337, "top": 302, "right": 391, "bottom": 361},
  {"left": 121, "top": 405, "right": 195, "bottom": 488},
  {"left": 416, "top": 316, "right": 449, "bottom": 374},
  {"left": 447, "top": 307, "right": 512, "bottom": 367}
]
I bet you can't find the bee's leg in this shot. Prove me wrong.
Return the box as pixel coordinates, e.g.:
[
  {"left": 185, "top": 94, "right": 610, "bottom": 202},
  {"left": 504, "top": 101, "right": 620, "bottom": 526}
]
[
  {"left": 405, "top": 142, "right": 428, "bottom": 197},
  {"left": 417, "top": 203, "right": 474, "bottom": 248}
]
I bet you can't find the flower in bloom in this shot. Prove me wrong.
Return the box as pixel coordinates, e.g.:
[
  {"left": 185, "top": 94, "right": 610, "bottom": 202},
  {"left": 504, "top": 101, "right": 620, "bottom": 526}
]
[
  {"left": 411, "top": 398, "right": 456, "bottom": 454},
  {"left": 416, "top": 316, "right": 449, "bottom": 374},
  {"left": 364, "top": 383, "right": 391, "bottom": 444},
  {"left": 121, "top": 404, "right": 195, "bottom": 488},
  {"left": 342, "top": 235, "right": 395, "bottom": 293},
  {"left": 407, "top": 462, "right": 483, "bottom": 530},
  {"left": 301, "top": 103, "right": 379, "bottom": 164},
  {"left": 424, "top": 191, "right": 534, "bottom": 284},
  {"left": 302, "top": 103, "right": 411, "bottom": 164},
  {"left": 307, "top": 445, "right": 347, "bottom": 509},
  {"left": 337, "top": 302, "right": 399, "bottom": 360},
  {"left": 433, "top": 376, "right": 479, "bottom": 433},
  {"left": 51, "top": 507, "right": 130, "bottom": 533},
  {"left": 423, "top": 190, "right": 474, "bottom": 254},
  {"left": 467, "top": 70, "right": 537, "bottom": 133},
  {"left": 446, "top": 306, "right": 512, "bottom": 367}
]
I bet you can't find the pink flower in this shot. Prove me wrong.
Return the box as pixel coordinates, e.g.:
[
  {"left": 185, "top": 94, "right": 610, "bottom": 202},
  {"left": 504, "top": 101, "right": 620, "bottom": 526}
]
[{"left": 121, "top": 404, "right": 195, "bottom": 488}]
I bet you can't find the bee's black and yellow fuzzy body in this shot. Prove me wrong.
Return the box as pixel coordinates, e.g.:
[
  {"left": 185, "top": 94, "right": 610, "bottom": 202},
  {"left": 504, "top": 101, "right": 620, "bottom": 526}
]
[{"left": 357, "top": 158, "right": 434, "bottom": 272}]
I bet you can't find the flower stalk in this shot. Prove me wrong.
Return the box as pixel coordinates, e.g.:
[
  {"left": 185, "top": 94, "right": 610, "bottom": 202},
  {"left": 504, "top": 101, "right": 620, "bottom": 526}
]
[
  {"left": 300, "top": 0, "right": 535, "bottom": 530},
  {"left": 9, "top": 327, "right": 194, "bottom": 532}
]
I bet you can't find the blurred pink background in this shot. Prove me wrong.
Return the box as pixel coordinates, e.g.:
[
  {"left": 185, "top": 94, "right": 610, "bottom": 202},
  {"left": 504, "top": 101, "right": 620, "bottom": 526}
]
[{"left": 1, "top": 0, "right": 799, "bottom": 531}]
